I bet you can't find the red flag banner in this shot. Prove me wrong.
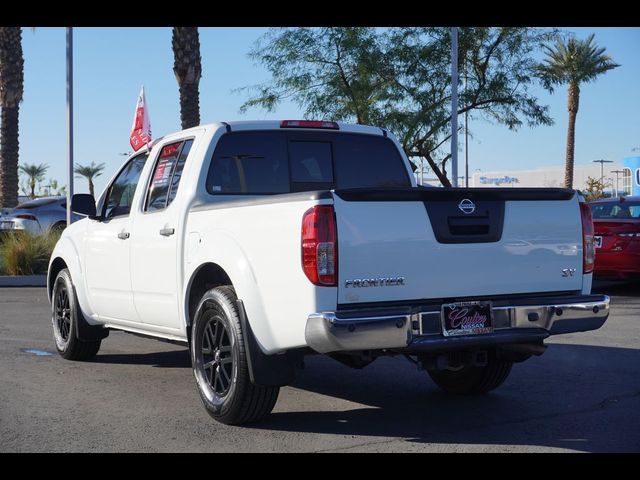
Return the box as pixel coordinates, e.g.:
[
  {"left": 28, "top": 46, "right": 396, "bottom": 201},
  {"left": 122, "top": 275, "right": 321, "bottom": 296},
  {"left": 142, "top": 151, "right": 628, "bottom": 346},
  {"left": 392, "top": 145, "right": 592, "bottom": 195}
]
[{"left": 130, "top": 86, "right": 152, "bottom": 151}]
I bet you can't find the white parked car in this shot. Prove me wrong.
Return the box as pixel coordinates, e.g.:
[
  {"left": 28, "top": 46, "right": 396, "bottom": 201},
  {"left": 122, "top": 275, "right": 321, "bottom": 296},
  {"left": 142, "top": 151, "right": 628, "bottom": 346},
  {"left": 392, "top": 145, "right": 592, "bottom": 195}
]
[{"left": 47, "top": 120, "right": 609, "bottom": 425}]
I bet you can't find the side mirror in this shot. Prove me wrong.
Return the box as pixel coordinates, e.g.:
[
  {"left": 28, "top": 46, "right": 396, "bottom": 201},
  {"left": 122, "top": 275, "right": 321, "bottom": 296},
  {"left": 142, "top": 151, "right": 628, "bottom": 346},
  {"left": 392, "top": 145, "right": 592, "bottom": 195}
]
[{"left": 71, "top": 194, "right": 97, "bottom": 217}]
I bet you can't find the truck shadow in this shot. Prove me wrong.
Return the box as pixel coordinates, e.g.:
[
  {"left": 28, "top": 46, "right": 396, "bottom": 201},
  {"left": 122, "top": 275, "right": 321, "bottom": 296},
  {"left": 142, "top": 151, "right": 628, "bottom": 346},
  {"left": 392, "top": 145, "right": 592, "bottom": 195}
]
[
  {"left": 94, "top": 349, "right": 191, "bottom": 368},
  {"left": 255, "top": 343, "right": 640, "bottom": 452},
  {"left": 592, "top": 279, "right": 640, "bottom": 297}
]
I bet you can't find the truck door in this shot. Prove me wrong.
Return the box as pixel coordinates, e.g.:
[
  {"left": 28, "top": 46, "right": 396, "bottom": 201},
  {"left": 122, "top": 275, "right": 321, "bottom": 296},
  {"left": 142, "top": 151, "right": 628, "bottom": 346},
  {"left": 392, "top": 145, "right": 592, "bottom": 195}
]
[
  {"left": 84, "top": 153, "right": 149, "bottom": 324},
  {"left": 130, "top": 139, "right": 193, "bottom": 331}
]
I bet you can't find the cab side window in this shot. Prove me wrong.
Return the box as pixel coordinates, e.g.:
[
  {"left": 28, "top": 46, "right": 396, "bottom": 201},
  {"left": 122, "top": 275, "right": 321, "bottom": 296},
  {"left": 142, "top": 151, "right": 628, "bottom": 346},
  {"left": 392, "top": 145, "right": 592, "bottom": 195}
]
[
  {"left": 103, "top": 153, "right": 149, "bottom": 219},
  {"left": 145, "top": 139, "right": 193, "bottom": 212}
]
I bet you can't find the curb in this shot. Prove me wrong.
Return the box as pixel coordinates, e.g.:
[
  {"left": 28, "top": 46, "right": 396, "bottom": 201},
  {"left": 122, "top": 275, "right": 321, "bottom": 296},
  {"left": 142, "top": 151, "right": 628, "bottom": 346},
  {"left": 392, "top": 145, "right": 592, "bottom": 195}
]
[{"left": 0, "top": 275, "right": 47, "bottom": 287}]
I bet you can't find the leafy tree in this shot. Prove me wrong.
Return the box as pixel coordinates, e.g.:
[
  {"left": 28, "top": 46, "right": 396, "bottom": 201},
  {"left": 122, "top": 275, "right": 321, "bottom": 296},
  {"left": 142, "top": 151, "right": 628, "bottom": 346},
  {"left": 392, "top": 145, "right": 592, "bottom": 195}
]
[
  {"left": 47, "top": 179, "right": 65, "bottom": 197},
  {"left": 538, "top": 34, "right": 619, "bottom": 188},
  {"left": 49, "top": 178, "right": 59, "bottom": 196},
  {"left": 172, "top": 27, "right": 202, "bottom": 129},
  {"left": 0, "top": 27, "right": 24, "bottom": 208},
  {"left": 19, "top": 163, "right": 48, "bottom": 199},
  {"left": 39, "top": 178, "right": 55, "bottom": 197},
  {"left": 74, "top": 161, "right": 105, "bottom": 197},
  {"left": 241, "top": 27, "right": 556, "bottom": 187},
  {"left": 54, "top": 179, "right": 66, "bottom": 196},
  {"left": 583, "top": 176, "right": 611, "bottom": 202},
  {"left": 18, "top": 179, "right": 28, "bottom": 197}
]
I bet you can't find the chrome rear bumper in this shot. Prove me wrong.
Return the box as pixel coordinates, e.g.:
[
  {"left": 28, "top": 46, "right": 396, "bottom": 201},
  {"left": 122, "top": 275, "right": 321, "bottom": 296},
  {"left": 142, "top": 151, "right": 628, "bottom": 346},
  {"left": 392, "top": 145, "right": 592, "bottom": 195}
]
[{"left": 305, "top": 294, "right": 610, "bottom": 354}]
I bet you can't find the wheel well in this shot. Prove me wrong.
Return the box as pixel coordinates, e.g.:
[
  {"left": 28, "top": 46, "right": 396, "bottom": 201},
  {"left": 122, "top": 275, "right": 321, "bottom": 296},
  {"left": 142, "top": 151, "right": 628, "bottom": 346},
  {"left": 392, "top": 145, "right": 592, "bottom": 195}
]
[
  {"left": 49, "top": 221, "right": 67, "bottom": 233},
  {"left": 48, "top": 257, "right": 68, "bottom": 298},
  {"left": 186, "top": 263, "right": 233, "bottom": 328}
]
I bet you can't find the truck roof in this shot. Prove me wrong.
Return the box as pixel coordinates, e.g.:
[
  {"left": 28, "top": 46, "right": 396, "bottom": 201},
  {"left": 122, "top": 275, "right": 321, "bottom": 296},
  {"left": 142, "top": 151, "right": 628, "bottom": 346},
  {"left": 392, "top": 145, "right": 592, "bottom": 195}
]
[
  {"left": 204, "top": 120, "right": 387, "bottom": 137},
  {"left": 590, "top": 195, "right": 640, "bottom": 204}
]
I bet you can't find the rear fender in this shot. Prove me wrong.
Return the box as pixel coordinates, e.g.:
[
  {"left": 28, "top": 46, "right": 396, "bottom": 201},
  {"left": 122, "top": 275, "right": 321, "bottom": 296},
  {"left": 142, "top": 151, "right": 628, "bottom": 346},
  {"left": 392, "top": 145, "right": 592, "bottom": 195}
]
[{"left": 184, "top": 232, "right": 277, "bottom": 353}]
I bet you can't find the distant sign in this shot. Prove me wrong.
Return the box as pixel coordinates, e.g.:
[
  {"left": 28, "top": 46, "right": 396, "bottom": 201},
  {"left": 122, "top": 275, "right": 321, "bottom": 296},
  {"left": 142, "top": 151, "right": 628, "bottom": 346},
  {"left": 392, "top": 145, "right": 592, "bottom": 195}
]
[{"left": 479, "top": 176, "right": 520, "bottom": 186}]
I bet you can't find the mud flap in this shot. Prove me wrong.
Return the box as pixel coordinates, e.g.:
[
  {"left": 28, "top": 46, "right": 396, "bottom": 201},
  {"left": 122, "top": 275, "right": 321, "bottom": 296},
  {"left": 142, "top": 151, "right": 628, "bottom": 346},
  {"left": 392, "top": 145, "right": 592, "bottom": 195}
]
[
  {"left": 71, "top": 284, "right": 109, "bottom": 341},
  {"left": 236, "top": 299, "right": 297, "bottom": 387}
]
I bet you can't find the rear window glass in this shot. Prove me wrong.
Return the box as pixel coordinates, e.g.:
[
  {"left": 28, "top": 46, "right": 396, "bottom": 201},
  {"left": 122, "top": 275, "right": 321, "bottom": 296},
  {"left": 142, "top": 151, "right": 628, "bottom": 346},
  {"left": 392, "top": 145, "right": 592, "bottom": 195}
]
[
  {"left": 206, "top": 131, "right": 410, "bottom": 195},
  {"left": 591, "top": 201, "right": 640, "bottom": 219},
  {"left": 290, "top": 141, "right": 333, "bottom": 192},
  {"left": 16, "top": 198, "right": 59, "bottom": 209},
  {"left": 207, "top": 132, "right": 289, "bottom": 194},
  {"left": 333, "top": 134, "right": 410, "bottom": 189}
]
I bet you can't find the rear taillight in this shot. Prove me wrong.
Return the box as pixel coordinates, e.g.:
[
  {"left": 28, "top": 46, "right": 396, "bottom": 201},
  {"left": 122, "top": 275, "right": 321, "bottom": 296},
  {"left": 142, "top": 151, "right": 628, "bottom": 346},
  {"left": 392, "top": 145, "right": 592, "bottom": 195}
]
[
  {"left": 280, "top": 120, "right": 339, "bottom": 130},
  {"left": 580, "top": 202, "right": 595, "bottom": 274},
  {"left": 301, "top": 205, "right": 337, "bottom": 286},
  {"left": 16, "top": 214, "right": 36, "bottom": 221}
]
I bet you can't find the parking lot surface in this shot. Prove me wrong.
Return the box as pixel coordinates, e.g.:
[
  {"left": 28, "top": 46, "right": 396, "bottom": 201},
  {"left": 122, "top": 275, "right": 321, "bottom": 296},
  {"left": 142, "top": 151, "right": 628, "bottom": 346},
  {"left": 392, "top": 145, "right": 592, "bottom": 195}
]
[{"left": 0, "top": 281, "right": 638, "bottom": 452}]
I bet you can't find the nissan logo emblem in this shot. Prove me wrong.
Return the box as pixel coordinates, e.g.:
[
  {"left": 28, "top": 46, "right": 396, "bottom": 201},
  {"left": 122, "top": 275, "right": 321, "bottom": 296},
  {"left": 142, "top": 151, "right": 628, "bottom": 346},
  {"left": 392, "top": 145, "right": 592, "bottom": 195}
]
[{"left": 458, "top": 199, "right": 476, "bottom": 214}]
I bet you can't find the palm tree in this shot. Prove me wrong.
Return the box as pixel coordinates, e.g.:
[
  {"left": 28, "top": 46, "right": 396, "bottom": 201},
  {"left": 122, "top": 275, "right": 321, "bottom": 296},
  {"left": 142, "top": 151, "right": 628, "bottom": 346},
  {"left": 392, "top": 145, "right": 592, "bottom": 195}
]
[
  {"left": 538, "top": 33, "right": 619, "bottom": 188},
  {"left": 74, "top": 162, "right": 105, "bottom": 197},
  {"left": 19, "top": 163, "right": 48, "bottom": 199},
  {"left": 0, "top": 27, "right": 25, "bottom": 208},
  {"left": 172, "top": 27, "right": 202, "bottom": 129}
]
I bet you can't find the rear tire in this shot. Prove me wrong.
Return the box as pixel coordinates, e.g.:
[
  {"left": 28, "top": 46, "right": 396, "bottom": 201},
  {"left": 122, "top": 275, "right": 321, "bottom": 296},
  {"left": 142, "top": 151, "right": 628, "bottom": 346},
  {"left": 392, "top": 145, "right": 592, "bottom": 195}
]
[
  {"left": 50, "top": 222, "right": 66, "bottom": 235},
  {"left": 51, "top": 269, "right": 101, "bottom": 361},
  {"left": 428, "top": 355, "right": 512, "bottom": 394},
  {"left": 191, "top": 286, "right": 279, "bottom": 425}
]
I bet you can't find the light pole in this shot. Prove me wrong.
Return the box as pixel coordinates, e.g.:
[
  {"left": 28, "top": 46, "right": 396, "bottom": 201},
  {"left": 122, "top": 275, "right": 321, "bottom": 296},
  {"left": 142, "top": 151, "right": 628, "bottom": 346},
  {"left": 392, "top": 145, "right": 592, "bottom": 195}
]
[
  {"left": 464, "top": 50, "right": 469, "bottom": 188},
  {"left": 450, "top": 27, "right": 459, "bottom": 188},
  {"left": 592, "top": 159, "right": 613, "bottom": 184},
  {"left": 66, "top": 27, "right": 74, "bottom": 227},
  {"left": 611, "top": 169, "right": 625, "bottom": 197}
]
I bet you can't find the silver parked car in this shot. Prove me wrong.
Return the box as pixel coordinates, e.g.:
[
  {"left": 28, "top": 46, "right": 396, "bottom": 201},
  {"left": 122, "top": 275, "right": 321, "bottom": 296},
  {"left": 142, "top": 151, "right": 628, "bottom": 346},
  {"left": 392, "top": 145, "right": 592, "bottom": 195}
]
[{"left": 0, "top": 197, "right": 80, "bottom": 235}]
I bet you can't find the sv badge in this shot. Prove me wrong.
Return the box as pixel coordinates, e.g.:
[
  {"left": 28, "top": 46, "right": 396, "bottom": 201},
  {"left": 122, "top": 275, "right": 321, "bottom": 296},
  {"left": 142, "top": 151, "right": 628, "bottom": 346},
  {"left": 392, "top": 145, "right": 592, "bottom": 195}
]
[{"left": 561, "top": 268, "right": 577, "bottom": 277}]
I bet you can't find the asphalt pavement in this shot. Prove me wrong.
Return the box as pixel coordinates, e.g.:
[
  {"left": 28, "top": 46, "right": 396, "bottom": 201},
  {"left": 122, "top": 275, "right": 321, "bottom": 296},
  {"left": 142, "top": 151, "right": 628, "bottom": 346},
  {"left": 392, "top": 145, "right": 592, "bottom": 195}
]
[{"left": 0, "top": 281, "right": 638, "bottom": 452}]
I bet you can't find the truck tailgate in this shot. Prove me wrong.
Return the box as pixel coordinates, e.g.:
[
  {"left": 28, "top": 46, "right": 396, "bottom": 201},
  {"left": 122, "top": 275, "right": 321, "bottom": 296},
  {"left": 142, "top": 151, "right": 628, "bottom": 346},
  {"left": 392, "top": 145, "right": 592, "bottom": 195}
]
[{"left": 333, "top": 188, "right": 583, "bottom": 305}]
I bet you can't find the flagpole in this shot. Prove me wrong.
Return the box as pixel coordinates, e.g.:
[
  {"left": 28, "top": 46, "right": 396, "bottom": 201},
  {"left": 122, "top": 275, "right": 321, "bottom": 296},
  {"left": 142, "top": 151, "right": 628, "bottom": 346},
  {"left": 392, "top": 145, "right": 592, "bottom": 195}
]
[{"left": 66, "top": 27, "right": 74, "bottom": 226}]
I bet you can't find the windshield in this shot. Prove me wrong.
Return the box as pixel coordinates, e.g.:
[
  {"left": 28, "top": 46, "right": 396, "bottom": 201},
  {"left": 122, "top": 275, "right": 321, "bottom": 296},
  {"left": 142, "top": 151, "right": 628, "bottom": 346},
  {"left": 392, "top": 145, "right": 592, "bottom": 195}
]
[{"left": 591, "top": 201, "right": 640, "bottom": 219}]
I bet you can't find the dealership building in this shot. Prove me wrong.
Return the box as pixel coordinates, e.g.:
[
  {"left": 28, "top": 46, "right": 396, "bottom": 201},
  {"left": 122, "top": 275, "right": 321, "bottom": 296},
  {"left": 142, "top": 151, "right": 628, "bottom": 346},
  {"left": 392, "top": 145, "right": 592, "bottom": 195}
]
[
  {"left": 623, "top": 156, "right": 640, "bottom": 196},
  {"left": 464, "top": 156, "right": 640, "bottom": 196}
]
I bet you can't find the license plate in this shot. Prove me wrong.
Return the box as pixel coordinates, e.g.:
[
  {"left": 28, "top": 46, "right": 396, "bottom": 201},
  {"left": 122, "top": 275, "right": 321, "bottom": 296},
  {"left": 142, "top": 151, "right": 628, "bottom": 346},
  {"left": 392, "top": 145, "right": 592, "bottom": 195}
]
[
  {"left": 595, "top": 236, "right": 603, "bottom": 248},
  {"left": 442, "top": 301, "right": 493, "bottom": 337},
  {"left": 0, "top": 221, "right": 13, "bottom": 230}
]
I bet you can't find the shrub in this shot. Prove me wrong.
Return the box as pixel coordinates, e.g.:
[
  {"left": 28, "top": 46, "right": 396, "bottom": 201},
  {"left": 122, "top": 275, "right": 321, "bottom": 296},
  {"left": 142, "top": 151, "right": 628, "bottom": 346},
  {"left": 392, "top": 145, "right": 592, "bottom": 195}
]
[
  {"left": 0, "top": 230, "right": 60, "bottom": 276},
  {"left": 583, "top": 176, "right": 612, "bottom": 202}
]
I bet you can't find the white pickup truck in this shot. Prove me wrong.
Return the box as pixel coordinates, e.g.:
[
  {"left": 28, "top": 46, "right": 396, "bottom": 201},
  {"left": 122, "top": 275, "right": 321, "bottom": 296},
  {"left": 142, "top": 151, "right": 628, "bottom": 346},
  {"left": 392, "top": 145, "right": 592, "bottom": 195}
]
[{"left": 48, "top": 120, "right": 610, "bottom": 425}]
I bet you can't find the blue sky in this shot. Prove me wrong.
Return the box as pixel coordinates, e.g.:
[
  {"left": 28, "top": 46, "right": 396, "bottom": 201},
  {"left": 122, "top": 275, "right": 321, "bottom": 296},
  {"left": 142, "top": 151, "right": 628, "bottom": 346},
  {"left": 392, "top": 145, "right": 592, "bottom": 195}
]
[{"left": 19, "top": 27, "right": 640, "bottom": 196}]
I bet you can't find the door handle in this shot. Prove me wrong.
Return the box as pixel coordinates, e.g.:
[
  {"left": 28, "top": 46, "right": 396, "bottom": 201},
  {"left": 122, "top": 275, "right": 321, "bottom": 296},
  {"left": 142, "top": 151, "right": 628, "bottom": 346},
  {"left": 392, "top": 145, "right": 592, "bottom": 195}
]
[
  {"left": 159, "top": 227, "right": 175, "bottom": 237},
  {"left": 117, "top": 231, "right": 130, "bottom": 240}
]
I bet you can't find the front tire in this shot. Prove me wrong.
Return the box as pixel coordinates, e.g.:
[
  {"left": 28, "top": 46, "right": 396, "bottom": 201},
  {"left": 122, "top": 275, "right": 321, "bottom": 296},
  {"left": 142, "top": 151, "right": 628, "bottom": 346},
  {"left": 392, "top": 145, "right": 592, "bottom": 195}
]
[
  {"left": 51, "top": 269, "right": 101, "bottom": 360},
  {"left": 428, "top": 355, "right": 512, "bottom": 394},
  {"left": 191, "top": 286, "right": 279, "bottom": 425}
]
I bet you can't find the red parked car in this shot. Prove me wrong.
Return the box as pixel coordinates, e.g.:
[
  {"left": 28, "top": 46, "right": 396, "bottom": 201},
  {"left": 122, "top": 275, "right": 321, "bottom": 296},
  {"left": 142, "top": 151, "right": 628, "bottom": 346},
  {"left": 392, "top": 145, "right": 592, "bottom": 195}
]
[{"left": 590, "top": 196, "right": 640, "bottom": 280}]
